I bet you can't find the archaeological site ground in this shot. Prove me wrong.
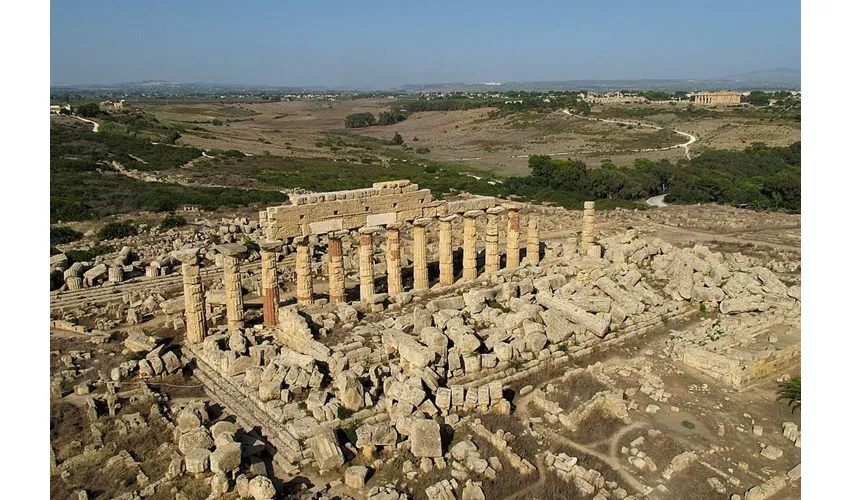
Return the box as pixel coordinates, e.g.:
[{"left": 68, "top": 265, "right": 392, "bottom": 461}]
[{"left": 50, "top": 168, "right": 801, "bottom": 499}]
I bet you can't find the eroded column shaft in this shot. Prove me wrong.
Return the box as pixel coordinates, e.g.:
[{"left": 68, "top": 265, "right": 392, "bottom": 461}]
[
  {"left": 485, "top": 208, "right": 504, "bottom": 273},
  {"left": 223, "top": 254, "right": 245, "bottom": 329},
  {"left": 527, "top": 217, "right": 540, "bottom": 264},
  {"left": 506, "top": 208, "right": 520, "bottom": 269},
  {"left": 328, "top": 235, "right": 345, "bottom": 304},
  {"left": 412, "top": 219, "right": 429, "bottom": 290},
  {"left": 359, "top": 229, "right": 375, "bottom": 301},
  {"left": 582, "top": 201, "right": 596, "bottom": 252},
  {"left": 462, "top": 211, "right": 480, "bottom": 282},
  {"left": 386, "top": 224, "right": 402, "bottom": 296},
  {"left": 295, "top": 237, "right": 314, "bottom": 306},
  {"left": 438, "top": 216, "right": 456, "bottom": 286},
  {"left": 182, "top": 260, "right": 207, "bottom": 343},
  {"left": 260, "top": 248, "right": 280, "bottom": 326}
]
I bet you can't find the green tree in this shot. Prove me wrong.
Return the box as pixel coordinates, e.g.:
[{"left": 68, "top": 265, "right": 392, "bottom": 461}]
[
  {"left": 159, "top": 213, "right": 187, "bottom": 230},
  {"left": 166, "top": 131, "right": 181, "bottom": 145},
  {"left": 75, "top": 103, "right": 101, "bottom": 118},
  {"left": 392, "top": 132, "right": 404, "bottom": 145},
  {"left": 50, "top": 226, "right": 83, "bottom": 246},
  {"left": 98, "top": 221, "right": 137, "bottom": 240},
  {"left": 344, "top": 112, "right": 376, "bottom": 128}
]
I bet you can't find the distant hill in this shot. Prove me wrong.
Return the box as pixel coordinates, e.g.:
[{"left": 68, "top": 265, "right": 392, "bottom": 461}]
[{"left": 51, "top": 69, "right": 801, "bottom": 94}]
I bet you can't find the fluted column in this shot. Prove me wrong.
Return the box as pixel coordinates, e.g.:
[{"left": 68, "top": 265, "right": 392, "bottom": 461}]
[
  {"left": 108, "top": 262, "right": 124, "bottom": 283},
  {"left": 581, "top": 201, "right": 596, "bottom": 253},
  {"left": 217, "top": 243, "right": 247, "bottom": 330},
  {"left": 386, "top": 223, "right": 403, "bottom": 296},
  {"left": 462, "top": 210, "right": 484, "bottom": 282},
  {"left": 485, "top": 207, "right": 504, "bottom": 274},
  {"left": 359, "top": 227, "right": 377, "bottom": 301},
  {"left": 294, "top": 236, "right": 314, "bottom": 306},
  {"left": 506, "top": 206, "right": 520, "bottom": 269},
  {"left": 438, "top": 215, "right": 458, "bottom": 286},
  {"left": 327, "top": 232, "right": 345, "bottom": 304},
  {"left": 526, "top": 217, "right": 540, "bottom": 264},
  {"left": 174, "top": 248, "right": 207, "bottom": 343},
  {"left": 259, "top": 240, "right": 283, "bottom": 326},
  {"left": 412, "top": 218, "right": 430, "bottom": 290}
]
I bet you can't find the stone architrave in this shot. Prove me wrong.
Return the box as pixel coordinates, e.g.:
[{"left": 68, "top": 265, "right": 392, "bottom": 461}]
[
  {"left": 582, "top": 201, "right": 596, "bottom": 252},
  {"left": 217, "top": 243, "right": 247, "bottom": 330},
  {"left": 485, "top": 207, "right": 505, "bottom": 274},
  {"left": 462, "top": 210, "right": 484, "bottom": 282},
  {"left": 505, "top": 205, "right": 520, "bottom": 269},
  {"left": 294, "top": 236, "right": 314, "bottom": 306},
  {"left": 412, "top": 218, "right": 431, "bottom": 290},
  {"left": 359, "top": 227, "right": 378, "bottom": 301},
  {"left": 386, "top": 223, "right": 403, "bottom": 296},
  {"left": 173, "top": 248, "right": 207, "bottom": 343},
  {"left": 327, "top": 232, "right": 346, "bottom": 304},
  {"left": 259, "top": 240, "right": 284, "bottom": 326},
  {"left": 438, "top": 215, "right": 458, "bottom": 286},
  {"left": 526, "top": 217, "right": 540, "bottom": 264}
]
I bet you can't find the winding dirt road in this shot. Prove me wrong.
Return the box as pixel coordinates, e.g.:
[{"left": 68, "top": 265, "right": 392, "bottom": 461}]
[{"left": 74, "top": 115, "right": 99, "bottom": 132}]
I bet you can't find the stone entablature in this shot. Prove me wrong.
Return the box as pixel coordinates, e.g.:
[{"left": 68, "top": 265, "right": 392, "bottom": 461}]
[{"left": 260, "top": 180, "right": 434, "bottom": 239}]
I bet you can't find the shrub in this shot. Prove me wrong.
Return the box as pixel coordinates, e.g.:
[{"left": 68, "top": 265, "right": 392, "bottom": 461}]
[
  {"left": 159, "top": 213, "right": 187, "bottom": 230},
  {"left": 243, "top": 236, "right": 260, "bottom": 253},
  {"left": 98, "top": 221, "right": 137, "bottom": 240},
  {"left": 681, "top": 420, "right": 696, "bottom": 430},
  {"left": 415, "top": 147, "right": 431, "bottom": 154},
  {"left": 344, "top": 112, "right": 376, "bottom": 128},
  {"left": 50, "top": 226, "right": 83, "bottom": 246},
  {"left": 392, "top": 132, "right": 404, "bottom": 145},
  {"left": 337, "top": 407, "right": 355, "bottom": 420},
  {"left": 777, "top": 377, "right": 801, "bottom": 413}
]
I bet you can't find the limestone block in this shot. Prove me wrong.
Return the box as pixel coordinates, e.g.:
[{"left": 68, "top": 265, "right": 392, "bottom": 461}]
[
  {"left": 410, "top": 418, "right": 443, "bottom": 458},
  {"left": 184, "top": 449, "right": 210, "bottom": 474},
  {"left": 306, "top": 427, "right": 344, "bottom": 470},
  {"left": 210, "top": 442, "right": 242, "bottom": 474},
  {"left": 248, "top": 475, "right": 276, "bottom": 500},
  {"left": 345, "top": 465, "right": 370, "bottom": 489}
]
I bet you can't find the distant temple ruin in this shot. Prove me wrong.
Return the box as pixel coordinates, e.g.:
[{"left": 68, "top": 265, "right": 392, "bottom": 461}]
[{"left": 692, "top": 91, "right": 741, "bottom": 105}]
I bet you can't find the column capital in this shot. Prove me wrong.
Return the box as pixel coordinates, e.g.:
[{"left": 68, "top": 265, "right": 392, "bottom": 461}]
[
  {"left": 413, "top": 217, "right": 433, "bottom": 227},
  {"left": 216, "top": 243, "right": 248, "bottom": 257},
  {"left": 386, "top": 222, "right": 404, "bottom": 231},
  {"left": 172, "top": 248, "right": 201, "bottom": 265},
  {"left": 439, "top": 214, "right": 459, "bottom": 223},
  {"left": 583, "top": 201, "right": 596, "bottom": 210},
  {"left": 358, "top": 226, "right": 380, "bottom": 236},
  {"left": 486, "top": 206, "right": 506, "bottom": 216},
  {"left": 463, "top": 209, "right": 485, "bottom": 218},
  {"left": 502, "top": 203, "right": 522, "bottom": 212},
  {"left": 258, "top": 240, "right": 285, "bottom": 252}
]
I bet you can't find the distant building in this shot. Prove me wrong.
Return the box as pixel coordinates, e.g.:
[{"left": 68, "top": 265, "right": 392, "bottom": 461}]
[
  {"left": 583, "top": 92, "right": 647, "bottom": 104},
  {"left": 50, "top": 104, "right": 71, "bottom": 114},
  {"left": 100, "top": 99, "right": 125, "bottom": 110},
  {"left": 693, "top": 91, "right": 741, "bottom": 105}
]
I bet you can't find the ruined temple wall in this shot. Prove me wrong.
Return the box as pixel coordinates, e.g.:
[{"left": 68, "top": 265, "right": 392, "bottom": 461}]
[{"left": 261, "top": 181, "right": 434, "bottom": 239}]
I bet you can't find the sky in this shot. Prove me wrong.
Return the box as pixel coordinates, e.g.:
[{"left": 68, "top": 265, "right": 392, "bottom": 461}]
[{"left": 50, "top": 0, "right": 801, "bottom": 88}]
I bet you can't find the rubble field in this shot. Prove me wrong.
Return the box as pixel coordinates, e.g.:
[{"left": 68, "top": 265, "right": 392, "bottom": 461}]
[{"left": 50, "top": 196, "right": 800, "bottom": 500}]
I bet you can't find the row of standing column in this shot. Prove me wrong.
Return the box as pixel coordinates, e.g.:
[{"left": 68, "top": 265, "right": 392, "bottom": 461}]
[{"left": 177, "top": 204, "right": 569, "bottom": 343}]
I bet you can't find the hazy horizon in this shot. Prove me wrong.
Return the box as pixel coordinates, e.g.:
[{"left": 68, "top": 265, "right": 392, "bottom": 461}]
[{"left": 50, "top": 0, "right": 801, "bottom": 88}]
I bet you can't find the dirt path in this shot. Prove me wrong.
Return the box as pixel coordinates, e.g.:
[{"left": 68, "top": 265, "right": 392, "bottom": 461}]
[
  {"left": 560, "top": 108, "right": 697, "bottom": 160},
  {"left": 74, "top": 116, "right": 99, "bottom": 132},
  {"left": 645, "top": 194, "right": 668, "bottom": 208}
]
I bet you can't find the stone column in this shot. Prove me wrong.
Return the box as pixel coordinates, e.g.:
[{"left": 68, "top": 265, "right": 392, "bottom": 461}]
[
  {"left": 485, "top": 207, "right": 505, "bottom": 274},
  {"left": 108, "top": 263, "right": 124, "bottom": 283},
  {"left": 359, "top": 227, "right": 377, "bottom": 301},
  {"left": 526, "top": 217, "right": 540, "bottom": 264},
  {"left": 173, "top": 248, "right": 207, "bottom": 344},
  {"left": 462, "top": 210, "right": 484, "bottom": 282},
  {"left": 294, "top": 236, "right": 314, "bottom": 306},
  {"left": 438, "top": 215, "right": 458, "bottom": 286},
  {"left": 259, "top": 240, "right": 283, "bottom": 326},
  {"left": 64, "top": 262, "right": 84, "bottom": 290},
  {"left": 327, "top": 232, "right": 346, "bottom": 304},
  {"left": 145, "top": 266, "right": 159, "bottom": 278},
  {"left": 412, "top": 218, "right": 431, "bottom": 290},
  {"left": 385, "top": 223, "right": 403, "bottom": 296},
  {"left": 505, "top": 206, "right": 520, "bottom": 269},
  {"left": 581, "top": 201, "right": 596, "bottom": 253},
  {"left": 218, "top": 243, "right": 247, "bottom": 330}
]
